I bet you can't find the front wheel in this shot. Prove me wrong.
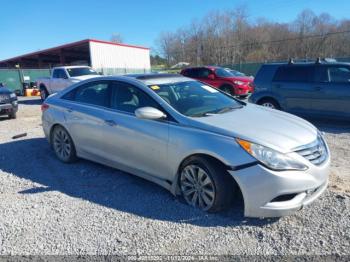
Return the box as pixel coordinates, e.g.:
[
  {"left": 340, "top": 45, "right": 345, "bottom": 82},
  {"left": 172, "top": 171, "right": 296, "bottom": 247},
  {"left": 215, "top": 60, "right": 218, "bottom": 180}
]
[
  {"left": 220, "top": 85, "right": 234, "bottom": 96},
  {"left": 258, "top": 98, "right": 280, "bottom": 110},
  {"left": 8, "top": 111, "right": 17, "bottom": 119},
  {"left": 179, "top": 156, "right": 234, "bottom": 212}
]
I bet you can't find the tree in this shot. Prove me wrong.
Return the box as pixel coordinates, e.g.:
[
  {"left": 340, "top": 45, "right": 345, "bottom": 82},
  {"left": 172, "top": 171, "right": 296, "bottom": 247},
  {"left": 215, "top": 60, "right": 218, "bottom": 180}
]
[
  {"left": 110, "top": 33, "right": 123, "bottom": 43},
  {"left": 156, "top": 8, "right": 350, "bottom": 66}
]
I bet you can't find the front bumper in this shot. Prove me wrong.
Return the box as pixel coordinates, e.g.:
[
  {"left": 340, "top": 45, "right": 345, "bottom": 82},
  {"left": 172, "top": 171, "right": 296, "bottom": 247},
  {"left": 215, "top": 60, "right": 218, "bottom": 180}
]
[
  {"left": 234, "top": 86, "right": 250, "bottom": 96},
  {"left": 228, "top": 157, "right": 330, "bottom": 218},
  {"left": 0, "top": 101, "right": 18, "bottom": 115}
]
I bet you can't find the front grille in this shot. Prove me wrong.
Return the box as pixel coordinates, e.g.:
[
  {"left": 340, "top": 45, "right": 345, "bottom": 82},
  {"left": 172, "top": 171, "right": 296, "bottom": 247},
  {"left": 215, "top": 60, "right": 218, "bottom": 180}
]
[
  {"left": 295, "top": 136, "right": 328, "bottom": 165},
  {"left": 0, "top": 94, "right": 10, "bottom": 104}
]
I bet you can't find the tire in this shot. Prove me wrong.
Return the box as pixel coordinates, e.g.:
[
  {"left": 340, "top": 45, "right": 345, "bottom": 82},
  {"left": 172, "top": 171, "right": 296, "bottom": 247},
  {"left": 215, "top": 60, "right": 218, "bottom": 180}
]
[
  {"left": 238, "top": 94, "right": 249, "bottom": 99},
  {"left": 40, "top": 86, "right": 49, "bottom": 101},
  {"left": 179, "top": 156, "right": 235, "bottom": 213},
  {"left": 258, "top": 98, "right": 280, "bottom": 110},
  {"left": 8, "top": 111, "right": 16, "bottom": 119},
  {"left": 220, "top": 85, "right": 234, "bottom": 96},
  {"left": 51, "top": 126, "right": 77, "bottom": 163}
]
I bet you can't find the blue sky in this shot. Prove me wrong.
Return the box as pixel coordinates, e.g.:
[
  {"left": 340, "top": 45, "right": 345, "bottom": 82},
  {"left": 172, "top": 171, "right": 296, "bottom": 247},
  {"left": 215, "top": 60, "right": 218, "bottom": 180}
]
[{"left": 0, "top": 0, "right": 349, "bottom": 60}]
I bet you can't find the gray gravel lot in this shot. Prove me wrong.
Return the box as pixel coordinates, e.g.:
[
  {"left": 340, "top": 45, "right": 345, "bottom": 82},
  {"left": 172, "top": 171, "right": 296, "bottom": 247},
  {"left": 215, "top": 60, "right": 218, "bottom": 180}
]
[{"left": 0, "top": 97, "right": 349, "bottom": 256}]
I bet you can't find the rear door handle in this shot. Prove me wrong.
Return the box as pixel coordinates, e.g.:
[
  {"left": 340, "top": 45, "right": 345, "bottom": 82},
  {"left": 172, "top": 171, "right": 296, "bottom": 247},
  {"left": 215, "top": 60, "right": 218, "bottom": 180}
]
[
  {"left": 66, "top": 107, "right": 74, "bottom": 113},
  {"left": 104, "top": 119, "right": 118, "bottom": 126},
  {"left": 314, "top": 86, "right": 322, "bottom": 91}
]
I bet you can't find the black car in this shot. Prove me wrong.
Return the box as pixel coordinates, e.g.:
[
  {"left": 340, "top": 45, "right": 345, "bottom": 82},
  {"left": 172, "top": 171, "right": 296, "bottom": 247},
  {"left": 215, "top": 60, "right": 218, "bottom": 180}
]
[
  {"left": 0, "top": 84, "right": 18, "bottom": 119},
  {"left": 249, "top": 59, "right": 350, "bottom": 119}
]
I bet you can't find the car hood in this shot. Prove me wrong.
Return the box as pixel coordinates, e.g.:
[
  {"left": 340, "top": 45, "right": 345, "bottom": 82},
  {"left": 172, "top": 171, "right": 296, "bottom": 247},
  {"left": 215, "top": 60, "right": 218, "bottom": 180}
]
[
  {"left": 0, "top": 87, "right": 12, "bottom": 94},
  {"left": 191, "top": 104, "right": 318, "bottom": 153},
  {"left": 70, "top": 75, "right": 101, "bottom": 81}
]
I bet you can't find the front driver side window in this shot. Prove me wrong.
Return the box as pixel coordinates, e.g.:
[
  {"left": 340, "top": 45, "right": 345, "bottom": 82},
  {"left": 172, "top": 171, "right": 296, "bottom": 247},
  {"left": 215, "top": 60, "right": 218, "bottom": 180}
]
[
  {"left": 52, "top": 70, "right": 60, "bottom": 78},
  {"left": 111, "top": 82, "right": 160, "bottom": 114}
]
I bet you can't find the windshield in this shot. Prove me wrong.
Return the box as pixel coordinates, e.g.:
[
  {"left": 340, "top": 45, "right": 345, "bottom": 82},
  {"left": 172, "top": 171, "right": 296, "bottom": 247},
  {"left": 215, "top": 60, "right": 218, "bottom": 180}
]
[
  {"left": 215, "top": 68, "right": 234, "bottom": 77},
  {"left": 148, "top": 80, "right": 243, "bottom": 117},
  {"left": 66, "top": 67, "right": 98, "bottom": 77},
  {"left": 230, "top": 70, "right": 246, "bottom": 77}
]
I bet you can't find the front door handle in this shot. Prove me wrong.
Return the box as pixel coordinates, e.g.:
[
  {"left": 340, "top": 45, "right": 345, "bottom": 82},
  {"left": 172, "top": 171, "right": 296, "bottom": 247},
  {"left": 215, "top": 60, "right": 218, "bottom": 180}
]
[
  {"left": 104, "top": 119, "right": 118, "bottom": 126},
  {"left": 314, "top": 86, "right": 322, "bottom": 91},
  {"left": 66, "top": 107, "right": 74, "bottom": 113}
]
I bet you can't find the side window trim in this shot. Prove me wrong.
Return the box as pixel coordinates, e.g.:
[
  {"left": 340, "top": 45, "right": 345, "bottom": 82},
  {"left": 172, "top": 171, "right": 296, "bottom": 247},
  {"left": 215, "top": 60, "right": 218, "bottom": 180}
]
[
  {"left": 61, "top": 80, "right": 112, "bottom": 108},
  {"left": 110, "top": 80, "right": 177, "bottom": 122},
  {"left": 328, "top": 65, "right": 350, "bottom": 83},
  {"left": 272, "top": 65, "right": 313, "bottom": 83}
]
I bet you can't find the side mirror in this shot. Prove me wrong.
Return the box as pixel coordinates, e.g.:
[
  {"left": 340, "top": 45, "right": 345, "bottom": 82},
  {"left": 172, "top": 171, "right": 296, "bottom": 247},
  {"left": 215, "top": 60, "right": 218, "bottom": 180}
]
[
  {"left": 135, "top": 107, "right": 166, "bottom": 120},
  {"left": 208, "top": 74, "right": 215, "bottom": 80}
]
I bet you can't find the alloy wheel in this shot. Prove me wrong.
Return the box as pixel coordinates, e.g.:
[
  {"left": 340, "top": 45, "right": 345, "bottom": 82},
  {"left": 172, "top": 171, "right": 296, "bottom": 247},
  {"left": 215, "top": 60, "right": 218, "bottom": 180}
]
[
  {"left": 53, "top": 128, "right": 72, "bottom": 161},
  {"left": 180, "top": 165, "right": 215, "bottom": 211},
  {"left": 262, "top": 102, "right": 275, "bottom": 109}
]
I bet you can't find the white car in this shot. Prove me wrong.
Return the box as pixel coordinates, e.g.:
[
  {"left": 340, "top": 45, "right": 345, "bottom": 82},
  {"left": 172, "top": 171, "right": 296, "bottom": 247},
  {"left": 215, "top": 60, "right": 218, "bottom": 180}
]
[{"left": 37, "top": 66, "right": 100, "bottom": 100}]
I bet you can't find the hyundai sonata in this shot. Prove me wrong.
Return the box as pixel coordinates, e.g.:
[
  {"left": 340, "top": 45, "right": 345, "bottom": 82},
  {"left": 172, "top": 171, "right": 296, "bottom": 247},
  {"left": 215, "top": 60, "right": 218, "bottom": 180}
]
[{"left": 42, "top": 74, "right": 330, "bottom": 217}]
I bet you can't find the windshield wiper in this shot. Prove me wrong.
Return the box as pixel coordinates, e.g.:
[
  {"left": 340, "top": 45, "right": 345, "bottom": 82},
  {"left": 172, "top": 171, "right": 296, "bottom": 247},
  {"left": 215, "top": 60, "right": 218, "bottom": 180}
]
[
  {"left": 190, "top": 105, "right": 243, "bottom": 117},
  {"left": 190, "top": 112, "right": 216, "bottom": 117},
  {"left": 212, "top": 105, "right": 243, "bottom": 114}
]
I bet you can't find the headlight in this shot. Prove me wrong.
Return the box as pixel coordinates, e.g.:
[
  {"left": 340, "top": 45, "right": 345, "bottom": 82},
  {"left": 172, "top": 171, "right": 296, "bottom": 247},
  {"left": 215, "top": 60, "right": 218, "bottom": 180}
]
[
  {"left": 10, "top": 93, "right": 16, "bottom": 98},
  {"left": 233, "top": 81, "right": 244, "bottom": 85},
  {"left": 236, "top": 138, "right": 308, "bottom": 171}
]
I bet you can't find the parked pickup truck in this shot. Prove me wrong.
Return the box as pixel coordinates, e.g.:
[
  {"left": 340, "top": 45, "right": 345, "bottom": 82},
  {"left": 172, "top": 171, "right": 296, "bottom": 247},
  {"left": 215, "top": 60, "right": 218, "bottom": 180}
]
[{"left": 37, "top": 66, "right": 100, "bottom": 100}]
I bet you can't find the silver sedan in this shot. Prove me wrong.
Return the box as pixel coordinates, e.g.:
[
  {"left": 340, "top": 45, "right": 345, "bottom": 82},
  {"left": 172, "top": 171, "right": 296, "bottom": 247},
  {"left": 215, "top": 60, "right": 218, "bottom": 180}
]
[{"left": 41, "top": 74, "right": 330, "bottom": 217}]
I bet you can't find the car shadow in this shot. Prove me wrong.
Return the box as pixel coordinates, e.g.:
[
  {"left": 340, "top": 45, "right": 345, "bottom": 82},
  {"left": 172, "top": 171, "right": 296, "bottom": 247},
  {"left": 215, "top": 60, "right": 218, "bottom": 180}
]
[
  {"left": 305, "top": 118, "right": 350, "bottom": 134},
  {"left": 0, "top": 137, "right": 278, "bottom": 227},
  {"left": 17, "top": 98, "right": 42, "bottom": 105}
]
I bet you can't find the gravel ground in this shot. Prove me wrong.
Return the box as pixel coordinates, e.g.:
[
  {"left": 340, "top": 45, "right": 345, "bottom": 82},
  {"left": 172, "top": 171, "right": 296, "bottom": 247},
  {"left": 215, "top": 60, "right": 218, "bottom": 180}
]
[{"left": 0, "top": 97, "right": 349, "bottom": 256}]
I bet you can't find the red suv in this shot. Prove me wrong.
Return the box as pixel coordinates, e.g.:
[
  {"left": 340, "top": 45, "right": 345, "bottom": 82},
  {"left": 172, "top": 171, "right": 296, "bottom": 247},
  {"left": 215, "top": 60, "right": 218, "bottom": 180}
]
[{"left": 181, "top": 66, "right": 254, "bottom": 97}]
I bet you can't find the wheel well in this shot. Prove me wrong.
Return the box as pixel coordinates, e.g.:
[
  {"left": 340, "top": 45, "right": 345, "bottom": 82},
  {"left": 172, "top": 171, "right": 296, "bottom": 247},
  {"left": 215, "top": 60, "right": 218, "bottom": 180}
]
[
  {"left": 49, "top": 124, "right": 73, "bottom": 145},
  {"left": 219, "top": 84, "right": 233, "bottom": 90},
  {"left": 257, "top": 96, "right": 280, "bottom": 106},
  {"left": 175, "top": 154, "right": 243, "bottom": 201},
  {"left": 49, "top": 124, "right": 60, "bottom": 144},
  {"left": 39, "top": 84, "right": 47, "bottom": 90}
]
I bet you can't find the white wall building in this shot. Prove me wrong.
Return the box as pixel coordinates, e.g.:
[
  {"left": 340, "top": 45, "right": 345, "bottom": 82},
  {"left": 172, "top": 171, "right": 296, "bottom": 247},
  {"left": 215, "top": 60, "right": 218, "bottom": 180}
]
[
  {"left": 89, "top": 39, "right": 151, "bottom": 74},
  {"left": 0, "top": 39, "right": 151, "bottom": 74}
]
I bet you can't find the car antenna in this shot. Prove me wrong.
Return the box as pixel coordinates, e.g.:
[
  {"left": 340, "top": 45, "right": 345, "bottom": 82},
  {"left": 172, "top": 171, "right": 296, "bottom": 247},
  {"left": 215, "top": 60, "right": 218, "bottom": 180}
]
[
  {"left": 315, "top": 57, "right": 322, "bottom": 64},
  {"left": 288, "top": 58, "right": 294, "bottom": 64}
]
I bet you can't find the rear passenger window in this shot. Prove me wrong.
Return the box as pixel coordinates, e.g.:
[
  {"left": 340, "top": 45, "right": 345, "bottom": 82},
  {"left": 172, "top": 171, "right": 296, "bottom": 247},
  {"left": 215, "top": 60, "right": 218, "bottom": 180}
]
[
  {"left": 273, "top": 66, "right": 313, "bottom": 82},
  {"left": 62, "top": 81, "right": 111, "bottom": 107},
  {"left": 329, "top": 66, "right": 350, "bottom": 83}
]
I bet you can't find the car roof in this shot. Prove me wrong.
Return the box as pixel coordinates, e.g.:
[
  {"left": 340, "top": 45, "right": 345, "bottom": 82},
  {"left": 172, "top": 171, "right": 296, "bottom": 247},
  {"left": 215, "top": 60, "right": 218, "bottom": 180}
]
[
  {"left": 125, "top": 73, "right": 192, "bottom": 85},
  {"left": 183, "top": 65, "right": 221, "bottom": 70},
  {"left": 262, "top": 61, "right": 350, "bottom": 67},
  {"left": 54, "top": 65, "right": 91, "bottom": 69}
]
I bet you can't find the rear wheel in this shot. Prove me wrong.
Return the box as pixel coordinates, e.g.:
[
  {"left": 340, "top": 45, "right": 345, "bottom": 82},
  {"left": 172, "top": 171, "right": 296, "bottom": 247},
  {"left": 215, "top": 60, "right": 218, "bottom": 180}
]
[
  {"left": 51, "top": 126, "right": 77, "bottom": 163},
  {"left": 258, "top": 98, "right": 280, "bottom": 110},
  {"left": 179, "top": 156, "right": 234, "bottom": 212},
  {"left": 40, "top": 86, "right": 49, "bottom": 101}
]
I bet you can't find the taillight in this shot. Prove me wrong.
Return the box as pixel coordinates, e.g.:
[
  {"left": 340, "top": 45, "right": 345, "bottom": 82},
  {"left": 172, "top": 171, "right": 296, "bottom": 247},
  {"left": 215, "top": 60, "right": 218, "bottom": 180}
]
[{"left": 41, "top": 103, "right": 49, "bottom": 112}]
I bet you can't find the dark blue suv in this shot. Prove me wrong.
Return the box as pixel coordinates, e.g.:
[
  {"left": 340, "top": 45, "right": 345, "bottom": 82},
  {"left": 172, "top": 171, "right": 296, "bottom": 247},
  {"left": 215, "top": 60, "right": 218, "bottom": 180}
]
[{"left": 249, "top": 60, "right": 350, "bottom": 119}]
